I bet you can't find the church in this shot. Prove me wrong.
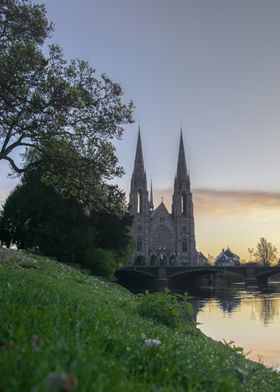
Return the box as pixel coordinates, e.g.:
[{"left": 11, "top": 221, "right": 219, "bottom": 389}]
[{"left": 129, "top": 129, "right": 197, "bottom": 266}]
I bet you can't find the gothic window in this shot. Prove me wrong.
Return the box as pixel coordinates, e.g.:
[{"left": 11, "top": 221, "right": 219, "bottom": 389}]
[
  {"left": 137, "top": 191, "right": 142, "bottom": 214},
  {"left": 137, "top": 224, "right": 142, "bottom": 232},
  {"left": 181, "top": 225, "right": 187, "bottom": 234},
  {"left": 169, "top": 255, "right": 176, "bottom": 266},
  {"left": 137, "top": 237, "right": 142, "bottom": 252},
  {"left": 181, "top": 193, "right": 187, "bottom": 215},
  {"left": 182, "top": 238, "right": 187, "bottom": 253}
]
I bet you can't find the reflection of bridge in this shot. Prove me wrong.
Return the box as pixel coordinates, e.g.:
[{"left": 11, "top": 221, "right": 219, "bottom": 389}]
[{"left": 115, "top": 265, "right": 280, "bottom": 292}]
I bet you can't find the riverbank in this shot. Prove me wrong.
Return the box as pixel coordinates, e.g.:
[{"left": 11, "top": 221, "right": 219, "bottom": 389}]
[{"left": 1, "top": 252, "right": 280, "bottom": 391}]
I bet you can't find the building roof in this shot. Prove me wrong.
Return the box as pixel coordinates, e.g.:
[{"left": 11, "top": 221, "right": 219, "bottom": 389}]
[
  {"left": 151, "top": 201, "right": 170, "bottom": 219},
  {"left": 216, "top": 248, "right": 240, "bottom": 261}
]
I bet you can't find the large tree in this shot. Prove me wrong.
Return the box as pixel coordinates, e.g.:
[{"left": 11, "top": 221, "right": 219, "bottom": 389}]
[
  {"left": 0, "top": 0, "right": 133, "bottom": 208},
  {"left": 254, "top": 237, "right": 277, "bottom": 266},
  {"left": 0, "top": 162, "right": 133, "bottom": 276}
]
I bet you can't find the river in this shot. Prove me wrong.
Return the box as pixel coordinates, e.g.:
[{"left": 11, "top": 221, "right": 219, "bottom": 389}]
[{"left": 189, "top": 282, "right": 280, "bottom": 369}]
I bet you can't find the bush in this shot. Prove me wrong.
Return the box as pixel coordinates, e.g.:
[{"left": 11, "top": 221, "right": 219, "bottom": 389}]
[
  {"left": 85, "top": 247, "right": 117, "bottom": 280},
  {"left": 137, "top": 291, "right": 193, "bottom": 328}
]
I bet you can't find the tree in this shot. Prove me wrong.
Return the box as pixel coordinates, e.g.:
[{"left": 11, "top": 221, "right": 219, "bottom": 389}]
[
  {"left": 0, "top": 168, "right": 95, "bottom": 262},
  {"left": 92, "top": 211, "right": 133, "bottom": 267},
  {"left": 0, "top": 0, "right": 133, "bottom": 208},
  {"left": 254, "top": 237, "right": 277, "bottom": 266},
  {"left": 26, "top": 140, "right": 129, "bottom": 214},
  {"left": 0, "top": 163, "right": 132, "bottom": 277}
]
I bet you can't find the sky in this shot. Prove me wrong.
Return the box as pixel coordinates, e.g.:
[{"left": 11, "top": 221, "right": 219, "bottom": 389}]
[{"left": 2, "top": 0, "right": 280, "bottom": 260}]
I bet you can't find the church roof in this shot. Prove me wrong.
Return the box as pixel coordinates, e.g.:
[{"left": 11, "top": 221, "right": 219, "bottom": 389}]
[
  {"left": 151, "top": 202, "right": 168, "bottom": 217},
  {"left": 150, "top": 202, "right": 175, "bottom": 236}
]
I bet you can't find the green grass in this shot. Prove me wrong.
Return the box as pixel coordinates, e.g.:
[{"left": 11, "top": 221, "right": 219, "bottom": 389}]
[{"left": 1, "top": 252, "right": 280, "bottom": 391}]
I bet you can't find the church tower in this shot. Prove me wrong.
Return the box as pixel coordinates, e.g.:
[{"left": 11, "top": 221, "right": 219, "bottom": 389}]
[
  {"left": 129, "top": 127, "right": 197, "bottom": 266},
  {"left": 129, "top": 128, "right": 150, "bottom": 262},
  {"left": 172, "top": 131, "right": 197, "bottom": 264}
]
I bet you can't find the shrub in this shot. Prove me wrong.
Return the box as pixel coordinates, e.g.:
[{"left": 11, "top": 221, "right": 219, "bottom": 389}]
[
  {"left": 137, "top": 291, "right": 193, "bottom": 328},
  {"left": 85, "top": 247, "right": 117, "bottom": 280}
]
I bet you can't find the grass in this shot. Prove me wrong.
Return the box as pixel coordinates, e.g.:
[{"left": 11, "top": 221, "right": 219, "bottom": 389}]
[{"left": 1, "top": 252, "right": 280, "bottom": 391}]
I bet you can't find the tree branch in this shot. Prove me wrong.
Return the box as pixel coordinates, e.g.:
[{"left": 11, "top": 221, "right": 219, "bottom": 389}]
[
  {"left": 1, "top": 134, "right": 28, "bottom": 157},
  {"left": 1, "top": 127, "right": 13, "bottom": 154},
  {"left": 2, "top": 156, "right": 25, "bottom": 174}
]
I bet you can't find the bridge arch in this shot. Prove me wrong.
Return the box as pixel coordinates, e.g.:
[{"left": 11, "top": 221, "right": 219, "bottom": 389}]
[
  {"left": 168, "top": 268, "right": 246, "bottom": 291},
  {"left": 256, "top": 269, "right": 280, "bottom": 281},
  {"left": 115, "top": 268, "right": 157, "bottom": 293},
  {"left": 116, "top": 268, "right": 156, "bottom": 279},
  {"left": 168, "top": 268, "right": 245, "bottom": 280}
]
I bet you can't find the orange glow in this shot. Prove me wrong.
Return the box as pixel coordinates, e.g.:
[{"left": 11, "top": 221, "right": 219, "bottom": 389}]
[{"left": 149, "top": 188, "right": 280, "bottom": 260}]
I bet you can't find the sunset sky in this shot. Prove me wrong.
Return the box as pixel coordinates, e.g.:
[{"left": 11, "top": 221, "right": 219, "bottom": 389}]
[{"left": 2, "top": 0, "right": 280, "bottom": 260}]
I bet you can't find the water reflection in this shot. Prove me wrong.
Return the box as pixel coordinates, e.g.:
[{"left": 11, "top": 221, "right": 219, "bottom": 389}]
[
  {"left": 218, "top": 296, "right": 240, "bottom": 314},
  {"left": 190, "top": 282, "right": 280, "bottom": 367},
  {"left": 253, "top": 293, "right": 280, "bottom": 326}
]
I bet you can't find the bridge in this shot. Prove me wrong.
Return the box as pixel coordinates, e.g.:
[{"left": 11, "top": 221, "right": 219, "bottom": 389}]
[{"left": 115, "top": 265, "right": 280, "bottom": 292}]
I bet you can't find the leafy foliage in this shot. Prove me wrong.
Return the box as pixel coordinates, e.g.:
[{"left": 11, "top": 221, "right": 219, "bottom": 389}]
[
  {"left": 137, "top": 291, "right": 193, "bottom": 328},
  {"left": 26, "top": 140, "right": 129, "bottom": 214},
  {"left": 85, "top": 247, "right": 117, "bottom": 280},
  {"left": 254, "top": 237, "right": 277, "bottom": 266},
  {"left": 92, "top": 211, "right": 133, "bottom": 265},
  {"left": 0, "top": 0, "right": 133, "bottom": 209},
  {"left": 0, "top": 170, "right": 94, "bottom": 259},
  {"left": 0, "top": 164, "right": 132, "bottom": 278}
]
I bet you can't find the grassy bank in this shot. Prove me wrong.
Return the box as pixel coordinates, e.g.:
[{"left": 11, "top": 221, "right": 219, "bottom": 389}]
[{"left": 1, "top": 252, "right": 280, "bottom": 391}]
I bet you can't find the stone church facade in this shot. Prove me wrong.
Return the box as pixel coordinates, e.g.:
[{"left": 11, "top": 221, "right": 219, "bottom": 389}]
[{"left": 129, "top": 129, "right": 197, "bottom": 266}]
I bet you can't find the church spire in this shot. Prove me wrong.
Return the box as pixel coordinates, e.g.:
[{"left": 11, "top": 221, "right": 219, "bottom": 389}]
[
  {"left": 149, "top": 179, "right": 154, "bottom": 211},
  {"left": 133, "top": 127, "right": 145, "bottom": 174},
  {"left": 131, "top": 126, "right": 147, "bottom": 190},
  {"left": 175, "top": 130, "right": 189, "bottom": 191}
]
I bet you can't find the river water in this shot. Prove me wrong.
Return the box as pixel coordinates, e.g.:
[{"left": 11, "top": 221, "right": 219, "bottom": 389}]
[{"left": 190, "top": 282, "right": 280, "bottom": 369}]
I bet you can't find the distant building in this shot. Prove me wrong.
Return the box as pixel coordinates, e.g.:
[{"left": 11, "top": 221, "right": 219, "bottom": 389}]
[
  {"left": 215, "top": 248, "right": 240, "bottom": 266},
  {"left": 129, "top": 128, "right": 197, "bottom": 266},
  {"left": 197, "top": 252, "right": 209, "bottom": 266}
]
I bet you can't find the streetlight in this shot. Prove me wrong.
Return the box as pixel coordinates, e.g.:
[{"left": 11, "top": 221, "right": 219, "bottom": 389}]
[{"left": 248, "top": 248, "right": 254, "bottom": 263}]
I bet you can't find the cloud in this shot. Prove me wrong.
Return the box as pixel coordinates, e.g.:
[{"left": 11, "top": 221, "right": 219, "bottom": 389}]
[
  {"left": 193, "top": 189, "right": 280, "bottom": 217},
  {"left": 153, "top": 188, "right": 280, "bottom": 218}
]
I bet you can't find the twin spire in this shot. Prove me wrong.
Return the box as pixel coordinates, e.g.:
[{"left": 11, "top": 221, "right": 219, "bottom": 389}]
[{"left": 132, "top": 127, "right": 190, "bottom": 205}]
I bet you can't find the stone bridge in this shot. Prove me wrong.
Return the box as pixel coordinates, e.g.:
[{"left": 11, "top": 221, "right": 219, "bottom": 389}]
[{"left": 115, "top": 265, "right": 280, "bottom": 292}]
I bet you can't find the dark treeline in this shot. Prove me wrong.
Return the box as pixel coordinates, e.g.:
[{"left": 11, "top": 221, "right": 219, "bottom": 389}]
[{"left": 0, "top": 158, "right": 133, "bottom": 279}]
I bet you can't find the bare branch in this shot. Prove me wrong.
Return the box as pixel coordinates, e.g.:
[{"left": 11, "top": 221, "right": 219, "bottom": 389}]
[
  {"left": 1, "top": 127, "right": 13, "bottom": 154},
  {"left": 2, "top": 156, "right": 25, "bottom": 174},
  {"left": 1, "top": 134, "right": 27, "bottom": 157}
]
